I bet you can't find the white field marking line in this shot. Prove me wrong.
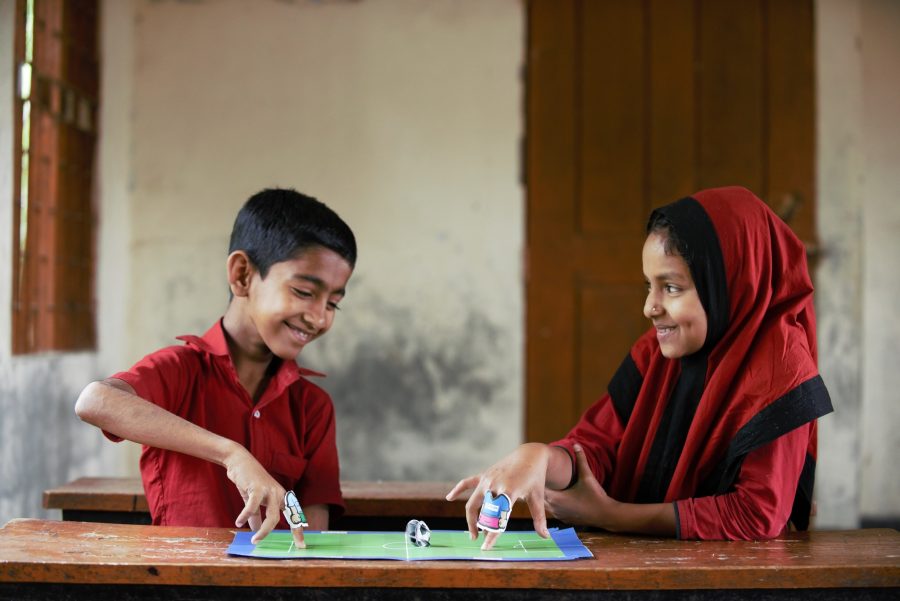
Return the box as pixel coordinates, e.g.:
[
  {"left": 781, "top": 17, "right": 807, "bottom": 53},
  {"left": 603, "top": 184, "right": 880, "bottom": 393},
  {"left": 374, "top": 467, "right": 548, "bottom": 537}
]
[
  {"left": 513, "top": 540, "right": 529, "bottom": 553},
  {"left": 274, "top": 533, "right": 411, "bottom": 553}
]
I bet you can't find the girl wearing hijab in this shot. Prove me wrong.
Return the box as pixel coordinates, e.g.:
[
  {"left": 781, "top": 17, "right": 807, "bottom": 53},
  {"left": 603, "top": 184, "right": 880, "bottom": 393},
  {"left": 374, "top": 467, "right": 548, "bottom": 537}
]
[{"left": 448, "top": 186, "right": 834, "bottom": 548}]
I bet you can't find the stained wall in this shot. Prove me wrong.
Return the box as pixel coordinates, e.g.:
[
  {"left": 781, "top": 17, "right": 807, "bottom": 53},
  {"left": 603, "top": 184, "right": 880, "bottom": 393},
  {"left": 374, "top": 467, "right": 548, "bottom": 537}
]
[{"left": 119, "top": 0, "right": 525, "bottom": 481}]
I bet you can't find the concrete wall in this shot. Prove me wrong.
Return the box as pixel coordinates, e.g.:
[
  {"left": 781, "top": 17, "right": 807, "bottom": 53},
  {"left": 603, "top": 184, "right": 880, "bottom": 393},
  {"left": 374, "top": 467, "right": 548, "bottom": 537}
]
[
  {"left": 856, "top": 0, "right": 900, "bottom": 521},
  {"left": 815, "top": 0, "right": 900, "bottom": 527},
  {"left": 1, "top": 0, "right": 898, "bottom": 527}
]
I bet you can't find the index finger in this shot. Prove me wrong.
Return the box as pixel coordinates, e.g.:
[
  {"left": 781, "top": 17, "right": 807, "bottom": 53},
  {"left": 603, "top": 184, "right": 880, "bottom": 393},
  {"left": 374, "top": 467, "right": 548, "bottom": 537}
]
[
  {"left": 251, "top": 495, "right": 282, "bottom": 544},
  {"left": 446, "top": 475, "right": 480, "bottom": 501},
  {"left": 235, "top": 489, "right": 262, "bottom": 528}
]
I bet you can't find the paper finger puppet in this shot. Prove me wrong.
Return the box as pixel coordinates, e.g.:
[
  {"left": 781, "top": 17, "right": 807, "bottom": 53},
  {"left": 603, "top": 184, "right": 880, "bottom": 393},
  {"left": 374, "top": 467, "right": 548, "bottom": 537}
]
[
  {"left": 282, "top": 490, "right": 309, "bottom": 528},
  {"left": 477, "top": 491, "right": 512, "bottom": 533},
  {"left": 405, "top": 519, "right": 431, "bottom": 547},
  {"left": 282, "top": 490, "right": 308, "bottom": 549}
]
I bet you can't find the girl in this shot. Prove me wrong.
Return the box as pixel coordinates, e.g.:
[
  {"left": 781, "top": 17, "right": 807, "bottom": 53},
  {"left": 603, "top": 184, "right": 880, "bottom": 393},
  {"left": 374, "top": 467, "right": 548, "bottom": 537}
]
[{"left": 448, "top": 186, "right": 833, "bottom": 548}]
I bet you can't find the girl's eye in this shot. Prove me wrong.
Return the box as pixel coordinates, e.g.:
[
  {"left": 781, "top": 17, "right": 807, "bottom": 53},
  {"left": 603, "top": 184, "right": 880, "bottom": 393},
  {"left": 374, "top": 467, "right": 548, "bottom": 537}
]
[{"left": 665, "top": 284, "right": 681, "bottom": 294}]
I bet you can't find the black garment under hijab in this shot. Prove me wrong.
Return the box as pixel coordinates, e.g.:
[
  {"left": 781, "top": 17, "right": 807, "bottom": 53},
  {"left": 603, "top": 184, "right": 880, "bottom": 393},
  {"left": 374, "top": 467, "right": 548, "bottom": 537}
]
[{"left": 633, "top": 197, "right": 728, "bottom": 503}]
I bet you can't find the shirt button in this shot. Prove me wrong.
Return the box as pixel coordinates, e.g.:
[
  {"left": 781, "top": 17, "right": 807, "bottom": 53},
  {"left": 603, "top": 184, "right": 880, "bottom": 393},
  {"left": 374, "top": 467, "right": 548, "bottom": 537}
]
[{"left": 253, "top": 410, "right": 261, "bottom": 419}]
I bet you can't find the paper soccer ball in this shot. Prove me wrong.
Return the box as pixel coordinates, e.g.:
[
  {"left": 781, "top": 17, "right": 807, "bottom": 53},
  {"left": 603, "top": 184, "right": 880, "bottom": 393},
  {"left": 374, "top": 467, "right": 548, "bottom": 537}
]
[{"left": 405, "top": 519, "right": 431, "bottom": 547}]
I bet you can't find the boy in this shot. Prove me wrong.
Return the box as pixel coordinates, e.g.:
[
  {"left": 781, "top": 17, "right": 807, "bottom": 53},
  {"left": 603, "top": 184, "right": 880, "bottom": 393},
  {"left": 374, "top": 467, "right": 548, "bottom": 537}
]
[{"left": 75, "top": 188, "right": 356, "bottom": 543}]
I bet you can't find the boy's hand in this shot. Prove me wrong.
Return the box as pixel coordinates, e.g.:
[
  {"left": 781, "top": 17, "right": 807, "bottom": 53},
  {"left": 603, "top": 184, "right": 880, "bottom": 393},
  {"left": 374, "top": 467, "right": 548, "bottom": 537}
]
[{"left": 224, "top": 445, "right": 286, "bottom": 544}]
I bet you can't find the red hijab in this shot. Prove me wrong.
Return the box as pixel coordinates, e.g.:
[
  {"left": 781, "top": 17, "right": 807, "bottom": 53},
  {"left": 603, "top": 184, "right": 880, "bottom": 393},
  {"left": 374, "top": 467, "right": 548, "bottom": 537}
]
[{"left": 604, "top": 186, "right": 832, "bottom": 529}]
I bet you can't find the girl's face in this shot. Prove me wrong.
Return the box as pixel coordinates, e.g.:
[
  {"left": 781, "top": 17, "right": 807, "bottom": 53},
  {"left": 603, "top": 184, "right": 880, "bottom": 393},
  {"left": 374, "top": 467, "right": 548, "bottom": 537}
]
[{"left": 642, "top": 232, "right": 708, "bottom": 358}]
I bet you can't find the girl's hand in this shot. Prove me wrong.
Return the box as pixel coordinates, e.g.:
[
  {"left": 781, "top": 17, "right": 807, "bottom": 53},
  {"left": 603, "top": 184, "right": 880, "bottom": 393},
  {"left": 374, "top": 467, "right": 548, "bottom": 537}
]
[
  {"left": 544, "top": 443, "right": 616, "bottom": 527},
  {"left": 445, "top": 443, "right": 554, "bottom": 550}
]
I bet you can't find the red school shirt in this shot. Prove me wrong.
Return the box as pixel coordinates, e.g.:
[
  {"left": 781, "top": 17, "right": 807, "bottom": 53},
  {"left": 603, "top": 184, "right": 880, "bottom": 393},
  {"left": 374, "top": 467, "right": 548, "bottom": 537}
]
[{"left": 106, "top": 320, "right": 344, "bottom": 527}]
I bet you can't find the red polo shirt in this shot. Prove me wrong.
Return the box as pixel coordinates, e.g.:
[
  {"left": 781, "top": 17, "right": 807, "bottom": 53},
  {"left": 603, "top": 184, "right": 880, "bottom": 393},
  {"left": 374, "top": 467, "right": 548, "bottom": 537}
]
[{"left": 106, "top": 320, "right": 344, "bottom": 528}]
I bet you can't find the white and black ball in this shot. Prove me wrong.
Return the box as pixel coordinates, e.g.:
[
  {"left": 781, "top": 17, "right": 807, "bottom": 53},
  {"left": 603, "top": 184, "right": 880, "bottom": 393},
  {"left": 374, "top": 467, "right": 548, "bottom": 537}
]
[{"left": 405, "top": 519, "right": 431, "bottom": 547}]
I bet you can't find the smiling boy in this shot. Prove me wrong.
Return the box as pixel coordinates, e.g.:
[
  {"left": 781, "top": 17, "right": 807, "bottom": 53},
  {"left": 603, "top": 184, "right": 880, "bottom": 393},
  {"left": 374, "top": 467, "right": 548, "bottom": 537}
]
[{"left": 75, "top": 188, "right": 356, "bottom": 543}]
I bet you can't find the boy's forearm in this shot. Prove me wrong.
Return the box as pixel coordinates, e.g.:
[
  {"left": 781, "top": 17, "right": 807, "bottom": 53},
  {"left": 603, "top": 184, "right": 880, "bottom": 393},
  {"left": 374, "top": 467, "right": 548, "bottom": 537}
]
[{"left": 75, "top": 379, "right": 242, "bottom": 468}]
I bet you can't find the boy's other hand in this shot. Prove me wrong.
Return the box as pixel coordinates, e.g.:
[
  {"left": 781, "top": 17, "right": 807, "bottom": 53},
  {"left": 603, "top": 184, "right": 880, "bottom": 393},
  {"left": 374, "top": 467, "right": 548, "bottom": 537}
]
[{"left": 224, "top": 445, "right": 286, "bottom": 544}]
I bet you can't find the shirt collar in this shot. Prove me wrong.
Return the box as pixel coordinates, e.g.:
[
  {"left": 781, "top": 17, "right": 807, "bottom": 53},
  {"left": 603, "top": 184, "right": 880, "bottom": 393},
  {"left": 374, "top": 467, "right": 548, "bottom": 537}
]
[{"left": 176, "top": 319, "right": 326, "bottom": 380}]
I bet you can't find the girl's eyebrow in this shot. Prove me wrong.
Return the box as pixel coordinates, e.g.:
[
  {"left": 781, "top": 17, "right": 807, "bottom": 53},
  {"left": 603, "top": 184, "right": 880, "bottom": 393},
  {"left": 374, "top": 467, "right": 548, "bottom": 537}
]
[{"left": 649, "top": 271, "right": 689, "bottom": 282}]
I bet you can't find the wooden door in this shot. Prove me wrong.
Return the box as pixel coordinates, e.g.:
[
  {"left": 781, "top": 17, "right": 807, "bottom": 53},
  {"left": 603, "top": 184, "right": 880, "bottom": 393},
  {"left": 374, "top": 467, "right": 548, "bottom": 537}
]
[{"left": 525, "top": 0, "right": 815, "bottom": 442}]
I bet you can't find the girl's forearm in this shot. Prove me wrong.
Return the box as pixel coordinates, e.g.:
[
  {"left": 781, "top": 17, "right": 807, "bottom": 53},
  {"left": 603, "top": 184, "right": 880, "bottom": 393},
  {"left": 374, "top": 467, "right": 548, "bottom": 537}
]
[
  {"left": 545, "top": 445, "right": 576, "bottom": 490},
  {"left": 602, "top": 499, "right": 677, "bottom": 537}
]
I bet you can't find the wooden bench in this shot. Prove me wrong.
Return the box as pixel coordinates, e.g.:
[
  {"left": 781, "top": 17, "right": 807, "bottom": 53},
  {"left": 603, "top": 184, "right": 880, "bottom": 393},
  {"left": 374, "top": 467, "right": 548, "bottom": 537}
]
[
  {"left": 43, "top": 477, "right": 532, "bottom": 531},
  {"left": 1, "top": 519, "right": 897, "bottom": 600}
]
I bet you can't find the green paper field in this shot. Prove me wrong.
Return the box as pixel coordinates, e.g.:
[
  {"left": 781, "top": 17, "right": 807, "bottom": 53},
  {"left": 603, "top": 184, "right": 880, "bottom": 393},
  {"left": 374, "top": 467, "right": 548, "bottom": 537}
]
[{"left": 227, "top": 528, "right": 593, "bottom": 562}]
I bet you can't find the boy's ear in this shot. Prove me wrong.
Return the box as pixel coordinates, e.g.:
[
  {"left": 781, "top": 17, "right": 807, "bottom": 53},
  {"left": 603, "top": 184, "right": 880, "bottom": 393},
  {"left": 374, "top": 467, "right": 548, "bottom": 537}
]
[{"left": 227, "top": 251, "right": 256, "bottom": 297}]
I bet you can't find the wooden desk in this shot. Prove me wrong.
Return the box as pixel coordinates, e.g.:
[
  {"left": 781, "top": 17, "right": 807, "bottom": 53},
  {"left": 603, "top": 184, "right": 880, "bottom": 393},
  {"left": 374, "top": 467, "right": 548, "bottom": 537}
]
[
  {"left": 0, "top": 519, "right": 897, "bottom": 600},
  {"left": 43, "top": 477, "right": 533, "bottom": 530}
]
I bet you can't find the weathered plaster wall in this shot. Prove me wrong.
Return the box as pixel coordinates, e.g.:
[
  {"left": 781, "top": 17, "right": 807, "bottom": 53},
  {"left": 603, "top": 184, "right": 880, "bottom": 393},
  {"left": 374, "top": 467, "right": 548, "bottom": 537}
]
[
  {"left": 815, "top": 0, "right": 900, "bottom": 527},
  {"left": 857, "top": 0, "right": 900, "bottom": 521},
  {"left": 122, "top": 0, "right": 524, "bottom": 481},
  {"left": 815, "top": 0, "right": 866, "bottom": 529}
]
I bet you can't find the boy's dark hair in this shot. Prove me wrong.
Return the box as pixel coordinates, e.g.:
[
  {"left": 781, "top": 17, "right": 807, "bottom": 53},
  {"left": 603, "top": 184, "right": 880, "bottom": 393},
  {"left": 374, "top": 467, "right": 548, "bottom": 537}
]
[
  {"left": 647, "top": 210, "right": 692, "bottom": 269},
  {"left": 229, "top": 188, "right": 357, "bottom": 277}
]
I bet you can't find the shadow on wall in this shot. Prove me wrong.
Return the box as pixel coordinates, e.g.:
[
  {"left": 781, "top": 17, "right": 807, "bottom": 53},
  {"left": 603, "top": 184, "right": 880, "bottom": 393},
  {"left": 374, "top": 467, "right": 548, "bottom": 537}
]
[{"left": 305, "top": 296, "right": 508, "bottom": 481}]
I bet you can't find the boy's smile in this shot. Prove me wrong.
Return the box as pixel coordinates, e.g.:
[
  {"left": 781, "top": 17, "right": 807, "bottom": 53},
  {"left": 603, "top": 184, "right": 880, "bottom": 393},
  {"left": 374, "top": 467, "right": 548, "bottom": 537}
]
[{"left": 642, "top": 232, "right": 708, "bottom": 358}]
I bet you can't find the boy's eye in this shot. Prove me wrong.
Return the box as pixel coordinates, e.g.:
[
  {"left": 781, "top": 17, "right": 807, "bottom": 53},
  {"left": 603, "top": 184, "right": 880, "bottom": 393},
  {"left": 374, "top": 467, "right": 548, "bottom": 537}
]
[
  {"left": 327, "top": 301, "right": 341, "bottom": 311},
  {"left": 291, "top": 288, "right": 313, "bottom": 298}
]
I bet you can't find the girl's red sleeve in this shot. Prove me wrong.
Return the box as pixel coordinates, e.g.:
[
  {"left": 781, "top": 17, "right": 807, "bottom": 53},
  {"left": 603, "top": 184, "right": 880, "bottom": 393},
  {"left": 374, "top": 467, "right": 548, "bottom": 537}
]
[
  {"left": 675, "top": 422, "right": 812, "bottom": 540},
  {"left": 551, "top": 394, "right": 625, "bottom": 489}
]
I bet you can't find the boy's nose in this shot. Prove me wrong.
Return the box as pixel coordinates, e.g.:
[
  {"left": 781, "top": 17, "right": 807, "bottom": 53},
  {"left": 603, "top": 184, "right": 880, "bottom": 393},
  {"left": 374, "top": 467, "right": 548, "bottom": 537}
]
[{"left": 304, "top": 304, "right": 327, "bottom": 326}]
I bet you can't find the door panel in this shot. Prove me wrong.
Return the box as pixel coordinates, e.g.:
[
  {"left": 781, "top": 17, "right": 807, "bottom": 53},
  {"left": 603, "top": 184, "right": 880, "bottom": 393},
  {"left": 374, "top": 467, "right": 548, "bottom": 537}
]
[{"left": 526, "top": 0, "right": 815, "bottom": 442}]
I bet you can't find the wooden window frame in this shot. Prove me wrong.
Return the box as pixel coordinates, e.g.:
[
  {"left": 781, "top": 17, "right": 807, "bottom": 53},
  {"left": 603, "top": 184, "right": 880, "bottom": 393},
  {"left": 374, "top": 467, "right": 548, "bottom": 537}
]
[{"left": 12, "top": 0, "right": 99, "bottom": 354}]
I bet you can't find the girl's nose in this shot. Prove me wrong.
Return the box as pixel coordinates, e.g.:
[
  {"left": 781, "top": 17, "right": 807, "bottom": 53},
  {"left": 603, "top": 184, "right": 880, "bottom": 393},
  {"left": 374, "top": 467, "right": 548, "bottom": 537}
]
[{"left": 644, "top": 294, "right": 661, "bottom": 319}]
